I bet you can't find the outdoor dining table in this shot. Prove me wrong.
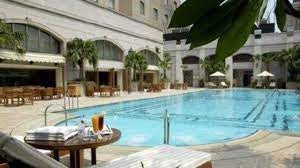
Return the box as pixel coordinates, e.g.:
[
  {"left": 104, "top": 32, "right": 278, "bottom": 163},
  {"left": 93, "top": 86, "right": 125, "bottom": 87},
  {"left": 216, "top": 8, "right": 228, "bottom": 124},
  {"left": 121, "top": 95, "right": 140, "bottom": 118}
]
[{"left": 25, "top": 128, "right": 121, "bottom": 168}]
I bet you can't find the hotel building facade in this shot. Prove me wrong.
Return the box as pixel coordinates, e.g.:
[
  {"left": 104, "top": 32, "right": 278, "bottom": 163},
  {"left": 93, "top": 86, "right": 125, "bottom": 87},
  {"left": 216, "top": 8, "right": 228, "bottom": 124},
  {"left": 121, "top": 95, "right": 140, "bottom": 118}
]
[
  {"left": 0, "top": 0, "right": 179, "bottom": 91},
  {"left": 164, "top": 1, "right": 300, "bottom": 88}
]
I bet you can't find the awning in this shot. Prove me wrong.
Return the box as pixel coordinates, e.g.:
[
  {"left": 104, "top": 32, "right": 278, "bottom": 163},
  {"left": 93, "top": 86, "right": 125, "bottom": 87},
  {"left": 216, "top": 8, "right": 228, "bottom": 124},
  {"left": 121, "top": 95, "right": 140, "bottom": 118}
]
[
  {"left": 147, "top": 65, "right": 159, "bottom": 71},
  {"left": 0, "top": 50, "right": 65, "bottom": 64}
]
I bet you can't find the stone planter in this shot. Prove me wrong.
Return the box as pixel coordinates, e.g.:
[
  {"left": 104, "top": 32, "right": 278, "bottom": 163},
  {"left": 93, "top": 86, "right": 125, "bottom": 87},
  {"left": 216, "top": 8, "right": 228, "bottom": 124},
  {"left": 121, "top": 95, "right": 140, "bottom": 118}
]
[
  {"left": 130, "top": 81, "right": 139, "bottom": 92},
  {"left": 164, "top": 81, "right": 171, "bottom": 89},
  {"left": 286, "top": 82, "right": 300, "bottom": 89}
]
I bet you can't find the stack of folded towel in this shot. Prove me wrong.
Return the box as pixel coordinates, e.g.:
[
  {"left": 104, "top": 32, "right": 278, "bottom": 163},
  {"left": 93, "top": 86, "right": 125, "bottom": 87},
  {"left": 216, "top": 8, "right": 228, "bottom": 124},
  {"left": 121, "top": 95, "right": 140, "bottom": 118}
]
[{"left": 25, "top": 126, "right": 78, "bottom": 141}]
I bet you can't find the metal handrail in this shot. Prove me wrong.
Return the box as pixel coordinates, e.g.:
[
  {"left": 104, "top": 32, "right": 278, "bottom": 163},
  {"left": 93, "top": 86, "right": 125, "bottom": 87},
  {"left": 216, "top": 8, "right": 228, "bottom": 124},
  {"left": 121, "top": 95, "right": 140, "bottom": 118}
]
[
  {"left": 163, "top": 110, "right": 170, "bottom": 144},
  {"left": 44, "top": 104, "right": 67, "bottom": 126}
]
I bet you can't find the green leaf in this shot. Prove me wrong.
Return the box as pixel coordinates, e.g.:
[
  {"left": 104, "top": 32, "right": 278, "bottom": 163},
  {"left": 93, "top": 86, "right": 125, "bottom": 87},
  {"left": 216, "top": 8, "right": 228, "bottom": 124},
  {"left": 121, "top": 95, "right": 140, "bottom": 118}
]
[
  {"left": 187, "top": 0, "right": 244, "bottom": 47},
  {"left": 216, "top": 0, "right": 263, "bottom": 61},
  {"left": 275, "top": 0, "right": 286, "bottom": 31},
  {"left": 168, "top": 0, "right": 223, "bottom": 28}
]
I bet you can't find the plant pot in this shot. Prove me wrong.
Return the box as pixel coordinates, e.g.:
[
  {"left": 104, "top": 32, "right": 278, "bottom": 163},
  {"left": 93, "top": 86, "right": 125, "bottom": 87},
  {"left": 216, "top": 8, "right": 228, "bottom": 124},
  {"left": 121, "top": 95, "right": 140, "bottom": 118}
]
[
  {"left": 286, "top": 82, "right": 300, "bottom": 89},
  {"left": 164, "top": 81, "right": 171, "bottom": 89},
  {"left": 130, "top": 81, "right": 139, "bottom": 92}
]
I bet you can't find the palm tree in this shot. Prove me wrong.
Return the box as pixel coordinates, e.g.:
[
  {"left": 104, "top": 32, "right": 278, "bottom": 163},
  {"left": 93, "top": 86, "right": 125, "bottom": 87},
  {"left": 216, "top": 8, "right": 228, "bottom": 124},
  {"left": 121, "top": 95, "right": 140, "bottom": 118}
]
[
  {"left": 278, "top": 46, "right": 300, "bottom": 81},
  {"left": 136, "top": 53, "right": 148, "bottom": 91},
  {"left": 0, "top": 20, "right": 26, "bottom": 54},
  {"left": 200, "top": 57, "right": 228, "bottom": 81},
  {"left": 159, "top": 53, "right": 172, "bottom": 80},
  {"left": 66, "top": 38, "right": 97, "bottom": 81},
  {"left": 255, "top": 52, "right": 277, "bottom": 71},
  {"left": 125, "top": 51, "right": 139, "bottom": 81}
]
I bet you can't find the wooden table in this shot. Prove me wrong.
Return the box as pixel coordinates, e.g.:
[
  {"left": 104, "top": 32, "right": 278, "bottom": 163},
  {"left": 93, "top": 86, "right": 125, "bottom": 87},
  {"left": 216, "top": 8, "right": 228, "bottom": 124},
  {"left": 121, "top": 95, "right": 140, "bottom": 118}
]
[{"left": 25, "top": 128, "right": 121, "bottom": 168}]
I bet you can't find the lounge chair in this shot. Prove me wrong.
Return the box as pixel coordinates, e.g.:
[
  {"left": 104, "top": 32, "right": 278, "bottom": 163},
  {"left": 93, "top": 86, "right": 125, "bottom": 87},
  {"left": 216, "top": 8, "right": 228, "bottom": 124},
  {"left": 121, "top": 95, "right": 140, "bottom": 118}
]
[
  {"left": 207, "top": 82, "right": 217, "bottom": 88},
  {"left": 269, "top": 82, "right": 276, "bottom": 89},
  {"left": 256, "top": 81, "right": 263, "bottom": 88},
  {"left": 220, "top": 81, "right": 229, "bottom": 88},
  {"left": 0, "top": 132, "right": 66, "bottom": 168},
  {"left": 89, "top": 145, "right": 212, "bottom": 168}
]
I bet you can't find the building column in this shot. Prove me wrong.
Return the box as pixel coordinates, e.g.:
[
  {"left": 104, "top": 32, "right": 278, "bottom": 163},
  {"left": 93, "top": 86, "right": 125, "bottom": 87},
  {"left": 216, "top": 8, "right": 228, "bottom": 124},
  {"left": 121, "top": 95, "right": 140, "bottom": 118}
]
[
  {"left": 225, "top": 57, "right": 233, "bottom": 87},
  {"left": 175, "top": 43, "right": 183, "bottom": 83},
  {"left": 117, "top": 70, "right": 123, "bottom": 91},
  {"left": 254, "top": 39, "right": 262, "bottom": 81},
  {"left": 56, "top": 68, "right": 63, "bottom": 87}
]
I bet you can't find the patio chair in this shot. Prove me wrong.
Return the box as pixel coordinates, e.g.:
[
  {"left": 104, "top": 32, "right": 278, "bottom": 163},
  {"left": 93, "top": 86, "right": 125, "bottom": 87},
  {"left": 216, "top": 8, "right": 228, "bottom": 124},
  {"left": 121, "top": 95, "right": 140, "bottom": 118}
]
[
  {"left": 86, "top": 84, "right": 95, "bottom": 97},
  {"left": 256, "top": 81, "right": 263, "bottom": 88},
  {"left": 22, "top": 88, "right": 34, "bottom": 105},
  {"left": 207, "top": 82, "right": 217, "bottom": 88},
  {"left": 99, "top": 86, "right": 112, "bottom": 97},
  {"left": 42, "top": 88, "right": 54, "bottom": 100},
  {"left": 53, "top": 87, "right": 63, "bottom": 99},
  {"left": 0, "top": 132, "right": 66, "bottom": 168},
  {"left": 220, "top": 81, "right": 229, "bottom": 88},
  {"left": 112, "top": 86, "right": 121, "bottom": 96},
  {"left": 183, "top": 83, "right": 188, "bottom": 90},
  {"left": 4, "top": 88, "right": 22, "bottom": 107},
  {"left": 89, "top": 145, "right": 212, "bottom": 168},
  {"left": 0, "top": 87, "right": 4, "bottom": 105},
  {"left": 269, "top": 82, "right": 276, "bottom": 89}
]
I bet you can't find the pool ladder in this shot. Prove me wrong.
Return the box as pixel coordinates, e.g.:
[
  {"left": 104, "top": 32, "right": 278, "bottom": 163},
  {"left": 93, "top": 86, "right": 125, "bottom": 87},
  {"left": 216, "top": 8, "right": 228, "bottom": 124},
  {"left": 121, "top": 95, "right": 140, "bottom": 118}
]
[
  {"left": 163, "top": 110, "right": 170, "bottom": 144},
  {"left": 44, "top": 104, "right": 67, "bottom": 126}
]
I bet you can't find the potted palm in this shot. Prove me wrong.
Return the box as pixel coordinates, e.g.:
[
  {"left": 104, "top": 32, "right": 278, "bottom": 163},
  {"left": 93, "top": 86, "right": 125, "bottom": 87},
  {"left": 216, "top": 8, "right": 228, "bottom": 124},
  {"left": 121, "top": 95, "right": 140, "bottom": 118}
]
[
  {"left": 159, "top": 53, "right": 172, "bottom": 89},
  {"left": 65, "top": 38, "right": 97, "bottom": 95},
  {"left": 125, "top": 51, "right": 148, "bottom": 92}
]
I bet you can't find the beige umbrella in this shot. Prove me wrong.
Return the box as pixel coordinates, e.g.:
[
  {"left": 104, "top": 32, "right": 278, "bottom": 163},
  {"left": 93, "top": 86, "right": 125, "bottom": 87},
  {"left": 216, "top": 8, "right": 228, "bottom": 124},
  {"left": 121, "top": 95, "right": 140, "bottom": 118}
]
[
  {"left": 210, "top": 71, "right": 226, "bottom": 85},
  {"left": 257, "top": 71, "right": 274, "bottom": 77},
  {"left": 210, "top": 71, "right": 226, "bottom": 77}
]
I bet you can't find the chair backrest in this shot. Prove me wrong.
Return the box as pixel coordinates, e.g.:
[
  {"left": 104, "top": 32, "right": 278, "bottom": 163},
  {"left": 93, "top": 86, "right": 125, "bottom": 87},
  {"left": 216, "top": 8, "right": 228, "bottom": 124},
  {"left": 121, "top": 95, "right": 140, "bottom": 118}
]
[
  {"left": 0, "top": 132, "right": 67, "bottom": 168},
  {"left": 257, "top": 81, "right": 262, "bottom": 86}
]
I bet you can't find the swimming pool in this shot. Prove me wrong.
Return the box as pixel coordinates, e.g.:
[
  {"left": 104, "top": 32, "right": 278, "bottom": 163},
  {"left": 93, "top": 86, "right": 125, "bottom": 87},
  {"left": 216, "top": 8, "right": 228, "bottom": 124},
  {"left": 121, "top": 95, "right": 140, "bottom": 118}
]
[{"left": 58, "top": 89, "right": 300, "bottom": 146}]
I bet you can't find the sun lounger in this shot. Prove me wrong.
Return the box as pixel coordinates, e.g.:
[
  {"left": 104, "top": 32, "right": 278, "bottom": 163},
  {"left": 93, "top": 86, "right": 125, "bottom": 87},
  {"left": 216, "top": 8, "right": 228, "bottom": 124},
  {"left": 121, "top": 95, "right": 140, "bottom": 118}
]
[
  {"left": 220, "top": 82, "right": 229, "bottom": 88},
  {"left": 89, "top": 145, "right": 212, "bottom": 168},
  {"left": 256, "top": 81, "right": 263, "bottom": 88},
  {"left": 0, "top": 132, "right": 67, "bottom": 168},
  {"left": 207, "top": 82, "right": 217, "bottom": 88}
]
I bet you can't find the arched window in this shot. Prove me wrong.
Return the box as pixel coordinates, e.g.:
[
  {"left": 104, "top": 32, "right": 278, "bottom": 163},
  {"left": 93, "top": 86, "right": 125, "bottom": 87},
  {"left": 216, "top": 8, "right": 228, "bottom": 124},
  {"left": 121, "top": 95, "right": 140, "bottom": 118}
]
[
  {"left": 139, "top": 50, "right": 159, "bottom": 66},
  {"left": 182, "top": 56, "right": 199, "bottom": 64},
  {"left": 140, "top": 1, "right": 145, "bottom": 15},
  {"left": 233, "top": 54, "right": 253, "bottom": 62},
  {"left": 95, "top": 40, "right": 123, "bottom": 61},
  {"left": 3, "top": 23, "right": 61, "bottom": 54}
]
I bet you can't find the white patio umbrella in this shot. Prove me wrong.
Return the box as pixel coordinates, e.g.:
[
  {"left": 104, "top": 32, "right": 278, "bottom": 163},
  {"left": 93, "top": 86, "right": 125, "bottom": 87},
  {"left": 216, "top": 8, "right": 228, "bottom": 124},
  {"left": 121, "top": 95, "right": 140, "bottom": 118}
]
[
  {"left": 210, "top": 71, "right": 226, "bottom": 85},
  {"left": 256, "top": 71, "right": 274, "bottom": 77},
  {"left": 210, "top": 71, "right": 226, "bottom": 77}
]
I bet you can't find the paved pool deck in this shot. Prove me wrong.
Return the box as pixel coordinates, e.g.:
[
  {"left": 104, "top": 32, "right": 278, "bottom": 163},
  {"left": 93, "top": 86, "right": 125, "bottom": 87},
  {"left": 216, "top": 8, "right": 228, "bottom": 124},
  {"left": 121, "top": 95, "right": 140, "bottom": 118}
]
[{"left": 0, "top": 88, "right": 300, "bottom": 168}]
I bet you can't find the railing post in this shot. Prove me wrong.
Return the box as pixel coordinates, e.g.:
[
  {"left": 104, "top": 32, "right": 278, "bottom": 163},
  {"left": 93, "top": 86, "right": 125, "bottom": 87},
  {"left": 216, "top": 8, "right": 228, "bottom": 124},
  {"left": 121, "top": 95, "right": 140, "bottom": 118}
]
[{"left": 164, "top": 110, "right": 170, "bottom": 144}]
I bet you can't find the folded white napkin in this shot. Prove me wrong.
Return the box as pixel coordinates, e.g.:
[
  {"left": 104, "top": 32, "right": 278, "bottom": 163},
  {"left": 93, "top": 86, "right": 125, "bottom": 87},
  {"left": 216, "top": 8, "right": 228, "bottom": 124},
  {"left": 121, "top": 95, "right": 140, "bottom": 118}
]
[
  {"left": 26, "top": 126, "right": 78, "bottom": 141},
  {"left": 99, "top": 124, "right": 113, "bottom": 135}
]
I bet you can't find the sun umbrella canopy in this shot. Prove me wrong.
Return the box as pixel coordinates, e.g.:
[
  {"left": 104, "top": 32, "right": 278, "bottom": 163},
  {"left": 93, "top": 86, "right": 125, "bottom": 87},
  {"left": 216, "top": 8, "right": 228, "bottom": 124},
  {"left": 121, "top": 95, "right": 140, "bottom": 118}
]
[
  {"left": 210, "top": 71, "right": 226, "bottom": 77},
  {"left": 257, "top": 71, "right": 274, "bottom": 77}
]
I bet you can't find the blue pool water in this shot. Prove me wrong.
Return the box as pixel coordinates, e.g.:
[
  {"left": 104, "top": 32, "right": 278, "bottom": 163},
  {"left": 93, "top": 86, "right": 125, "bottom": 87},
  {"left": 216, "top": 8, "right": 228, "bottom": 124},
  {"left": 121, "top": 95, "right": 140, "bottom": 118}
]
[{"left": 58, "top": 89, "right": 300, "bottom": 146}]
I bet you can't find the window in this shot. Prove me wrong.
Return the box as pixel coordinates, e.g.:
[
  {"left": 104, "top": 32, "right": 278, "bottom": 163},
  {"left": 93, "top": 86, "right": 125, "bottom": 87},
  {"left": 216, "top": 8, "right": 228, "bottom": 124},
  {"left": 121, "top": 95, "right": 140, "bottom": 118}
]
[
  {"left": 174, "top": 1, "right": 177, "bottom": 9},
  {"left": 108, "top": 0, "right": 115, "bottom": 9},
  {"left": 139, "top": 50, "right": 159, "bottom": 66},
  {"left": 140, "top": 1, "right": 145, "bottom": 15},
  {"left": 27, "top": 26, "right": 39, "bottom": 52},
  {"left": 3, "top": 23, "right": 61, "bottom": 54},
  {"left": 96, "top": 40, "right": 123, "bottom": 61},
  {"left": 153, "top": 8, "right": 158, "bottom": 21},
  {"left": 164, "top": 14, "right": 169, "bottom": 24},
  {"left": 165, "top": 0, "right": 168, "bottom": 5}
]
